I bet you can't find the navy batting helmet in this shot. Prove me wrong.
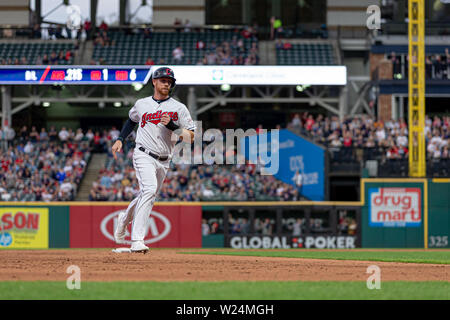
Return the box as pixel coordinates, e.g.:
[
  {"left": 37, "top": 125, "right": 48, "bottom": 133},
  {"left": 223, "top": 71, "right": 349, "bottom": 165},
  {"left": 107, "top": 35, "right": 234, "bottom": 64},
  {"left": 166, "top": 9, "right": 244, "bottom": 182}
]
[{"left": 150, "top": 67, "right": 176, "bottom": 89}]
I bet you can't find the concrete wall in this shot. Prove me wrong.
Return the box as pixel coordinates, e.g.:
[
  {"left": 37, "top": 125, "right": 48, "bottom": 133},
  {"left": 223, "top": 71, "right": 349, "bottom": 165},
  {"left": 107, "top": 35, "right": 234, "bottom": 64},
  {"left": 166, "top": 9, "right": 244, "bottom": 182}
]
[
  {"left": 152, "top": 0, "right": 205, "bottom": 26},
  {"left": 327, "top": 0, "right": 380, "bottom": 27},
  {"left": 0, "top": 0, "right": 29, "bottom": 26}
]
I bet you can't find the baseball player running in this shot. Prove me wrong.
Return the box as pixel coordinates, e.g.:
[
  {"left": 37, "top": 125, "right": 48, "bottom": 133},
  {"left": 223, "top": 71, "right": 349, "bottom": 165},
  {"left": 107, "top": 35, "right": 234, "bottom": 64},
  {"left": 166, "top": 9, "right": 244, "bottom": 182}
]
[{"left": 111, "top": 67, "right": 196, "bottom": 253}]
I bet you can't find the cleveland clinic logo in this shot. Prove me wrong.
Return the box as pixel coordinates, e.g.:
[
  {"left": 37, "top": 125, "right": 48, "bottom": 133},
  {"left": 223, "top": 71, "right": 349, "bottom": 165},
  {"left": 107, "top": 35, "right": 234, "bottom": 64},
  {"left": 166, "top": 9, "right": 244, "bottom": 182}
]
[{"left": 100, "top": 210, "right": 171, "bottom": 244}]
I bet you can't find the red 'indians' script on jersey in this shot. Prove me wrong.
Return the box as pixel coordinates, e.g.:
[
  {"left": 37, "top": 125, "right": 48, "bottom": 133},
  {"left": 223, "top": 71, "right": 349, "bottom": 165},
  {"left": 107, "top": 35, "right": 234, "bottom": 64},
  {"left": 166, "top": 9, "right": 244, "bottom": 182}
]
[
  {"left": 140, "top": 110, "right": 179, "bottom": 127},
  {"left": 128, "top": 96, "right": 196, "bottom": 158}
]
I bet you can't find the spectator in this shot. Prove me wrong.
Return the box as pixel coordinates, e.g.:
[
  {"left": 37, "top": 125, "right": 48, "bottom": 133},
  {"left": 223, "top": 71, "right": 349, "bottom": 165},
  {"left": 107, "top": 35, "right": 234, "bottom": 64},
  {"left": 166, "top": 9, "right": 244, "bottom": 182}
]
[
  {"left": 48, "top": 126, "right": 58, "bottom": 141},
  {"left": 173, "top": 18, "right": 182, "bottom": 32},
  {"left": 206, "top": 52, "right": 217, "bottom": 65},
  {"left": 283, "top": 42, "right": 292, "bottom": 50},
  {"left": 29, "top": 126, "right": 39, "bottom": 143},
  {"left": 145, "top": 57, "right": 155, "bottom": 65},
  {"left": 32, "top": 23, "right": 42, "bottom": 39},
  {"left": 292, "top": 170, "right": 303, "bottom": 195},
  {"left": 202, "top": 219, "right": 210, "bottom": 236},
  {"left": 241, "top": 218, "right": 250, "bottom": 234},
  {"left": 24, "top": 141, "right": 34, "bottom": 154},
  {"left": 99, "top": 20, "right": 109, "bottom": 32},
  {"left": 271, "top": 16, "right": 283, "bottom": 39},
  {"left": 57, "top": 50, "right": 65, "bottom": 63},
  {"left": 184, "top": 19, "right": 192, "bottom": 33},
  {"left": 74, "top": 128, "right": 84, "bottom": 142},
  {"left": 85, "top": 129, "right": 94, "bottom": 142},
  {"left": 291, "top": 218, "right": 302, "bottom": 236},
  {"left": 49, "top": 51, "right": 58, "bottom": 65},
  {"left": 55, "top": 168, "right": 66, "bottom": 183},
  {"left": 19, "top": 126, "right": 28, "bottom": 142},
  {"left": 172, "top": 46, "right": 184, "bottom": 64},
  {"left": 35, "top": 55, "right": 43, "bottom": 65},
  {"left": 275, "top": 39, "right": 283, "bottom": 50},
  {"left": 109, "top": 126, "right": 120, "bottom": 142},
  {"left": 84, "top": 19, "right": 92, "bottom": 37},
  {"left": 348, "top": 219, "right": 357, "bottom": 235},
  {"left": 42, "top": 54, "right": 49, "bottom": 64},
  {"left": 196, "top": 40, "right": 205, "bottom": 50},
  {"left": 58, "top": 127, "right": 70, "bottom": 142},
  {"left": 262, "top": 218, "right": 273, "bottom": 235},
  {"left": 143, "top": 27, "right": 152, "bottom": 39}
]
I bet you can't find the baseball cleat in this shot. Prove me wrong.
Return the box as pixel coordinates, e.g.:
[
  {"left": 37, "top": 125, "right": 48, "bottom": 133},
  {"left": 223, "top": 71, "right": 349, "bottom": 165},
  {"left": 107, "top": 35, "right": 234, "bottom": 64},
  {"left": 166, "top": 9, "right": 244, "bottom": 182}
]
[{"left": 130, "top": 241, "right": 149, "bottom": 253}]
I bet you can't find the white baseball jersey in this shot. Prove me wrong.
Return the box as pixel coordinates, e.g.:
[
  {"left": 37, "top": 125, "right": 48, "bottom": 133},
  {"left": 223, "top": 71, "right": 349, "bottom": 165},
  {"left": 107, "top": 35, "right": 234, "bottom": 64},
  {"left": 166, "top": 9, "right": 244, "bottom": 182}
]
[{"left": 129, "top": 96, "right": 196, "bottom": 157}]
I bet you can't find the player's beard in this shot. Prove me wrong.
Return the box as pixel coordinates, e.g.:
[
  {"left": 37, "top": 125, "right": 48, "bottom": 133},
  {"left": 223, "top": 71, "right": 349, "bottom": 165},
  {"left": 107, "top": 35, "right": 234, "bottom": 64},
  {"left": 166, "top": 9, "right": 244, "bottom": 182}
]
[{"left": 160, "top": 87, "right": 169, "bottom": 97}]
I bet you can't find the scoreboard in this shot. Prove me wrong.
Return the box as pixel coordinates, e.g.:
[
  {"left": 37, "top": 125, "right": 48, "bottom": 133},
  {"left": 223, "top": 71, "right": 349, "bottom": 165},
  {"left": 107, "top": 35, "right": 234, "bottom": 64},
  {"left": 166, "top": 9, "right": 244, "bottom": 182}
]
[
  {"left": 0, "top": 65, "right": 348, "bottom": 86},
  {"left": 0, "top": 66, "right": 152, "bottom": 85}
]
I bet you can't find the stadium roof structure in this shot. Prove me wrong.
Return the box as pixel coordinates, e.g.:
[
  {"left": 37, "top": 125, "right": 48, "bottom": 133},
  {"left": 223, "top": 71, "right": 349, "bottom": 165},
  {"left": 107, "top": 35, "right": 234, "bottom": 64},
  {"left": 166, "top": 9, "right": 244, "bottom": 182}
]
[{"left": 1, "top": 64, "right": 357, "bottom": 129}]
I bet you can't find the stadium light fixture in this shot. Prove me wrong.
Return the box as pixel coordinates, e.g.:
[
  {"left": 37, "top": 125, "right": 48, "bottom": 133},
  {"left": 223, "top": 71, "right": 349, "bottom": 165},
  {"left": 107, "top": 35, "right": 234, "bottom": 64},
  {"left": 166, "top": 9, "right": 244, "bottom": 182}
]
[
  {"left": 113, "top": 102, "right": 122, "bottom": 108},
  {"left": 42, "top": 102, "right": 50, "bottom": 107},
  {"left": 132, "top": 83, "right": 143, "bottom": 91},
  {"left": 221, "top": 84, "right": 231, "bottom": 91}
]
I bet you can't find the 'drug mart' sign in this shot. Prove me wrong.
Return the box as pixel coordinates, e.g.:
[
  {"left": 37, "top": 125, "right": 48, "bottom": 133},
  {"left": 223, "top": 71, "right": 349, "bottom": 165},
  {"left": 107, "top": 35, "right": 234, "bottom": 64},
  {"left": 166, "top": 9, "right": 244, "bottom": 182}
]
[{"left": 369, "top": 188, "right": 421, "bottom": 227}]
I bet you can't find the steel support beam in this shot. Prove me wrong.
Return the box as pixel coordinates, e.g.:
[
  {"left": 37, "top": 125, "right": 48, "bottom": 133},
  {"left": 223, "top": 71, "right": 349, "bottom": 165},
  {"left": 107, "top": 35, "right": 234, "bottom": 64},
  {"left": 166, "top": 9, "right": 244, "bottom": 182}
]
[
  {"left": 196, "top": 97, "right": 339, "bottom": 103},
  {"left": 1, "top": 86, "right": 12, "bottom": 130},
  {"left": 187, "top": 87, "right": 198, "bottom": 120},
  {"left": 339, "top": 86, "right": 348, "bottom": 121}
]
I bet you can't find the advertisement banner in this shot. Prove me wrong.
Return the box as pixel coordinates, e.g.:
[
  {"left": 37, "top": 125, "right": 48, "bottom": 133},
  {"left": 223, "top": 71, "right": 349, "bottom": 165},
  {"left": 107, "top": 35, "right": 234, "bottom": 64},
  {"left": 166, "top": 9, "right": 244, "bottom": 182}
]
[
  {"left": 0, "top": 208, "right": 49, "bottom": 248},
  {"left": 241, "top": 129, "right": 325, "bottom": 200},
  {"left": 369, "top": 188, "right": 421, "bottom": 227},
  {"left": 70, "top": 205, "right": 201, "bottom": 248},
  {"left": 361, "top": 179, "right": 425, "bottom": 248},
  {"left": 227, "top": 235, "right": 357, "bottom": 249}
]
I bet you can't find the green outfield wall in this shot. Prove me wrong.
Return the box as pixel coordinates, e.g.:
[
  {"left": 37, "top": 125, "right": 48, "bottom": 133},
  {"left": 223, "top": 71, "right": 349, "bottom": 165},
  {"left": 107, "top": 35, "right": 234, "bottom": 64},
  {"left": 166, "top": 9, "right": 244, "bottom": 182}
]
[
  {"left": 427, "top": 179, "right": 450, "bottom": 248},
  {"left": 0, "top": 178, "right": 448, "bottom": 249}
]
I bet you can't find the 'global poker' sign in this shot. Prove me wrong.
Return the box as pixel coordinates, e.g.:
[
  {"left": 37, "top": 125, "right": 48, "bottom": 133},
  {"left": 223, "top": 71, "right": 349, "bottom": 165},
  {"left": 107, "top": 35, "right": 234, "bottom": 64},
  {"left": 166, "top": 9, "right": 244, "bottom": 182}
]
[{"left": 369, "top": 188, "right": 421, "bottom": 227}]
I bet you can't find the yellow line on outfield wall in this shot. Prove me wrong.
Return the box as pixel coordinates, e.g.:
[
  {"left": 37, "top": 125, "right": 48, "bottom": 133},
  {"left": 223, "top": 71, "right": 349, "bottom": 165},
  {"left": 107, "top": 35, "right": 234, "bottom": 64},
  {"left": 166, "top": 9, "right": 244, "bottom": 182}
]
[
  {"left": 432, "top": 178, "right": 450, "bottom": 183},
  {"left": 0, "top": 201, "right": 361, "bottom": 207}
]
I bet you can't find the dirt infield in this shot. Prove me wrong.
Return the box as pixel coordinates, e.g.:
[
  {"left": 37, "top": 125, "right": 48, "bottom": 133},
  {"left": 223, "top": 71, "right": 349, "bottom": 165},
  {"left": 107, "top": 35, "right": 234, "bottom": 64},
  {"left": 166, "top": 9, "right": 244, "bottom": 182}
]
[{"left": 0, "top": 249, "right": 448, "bottom": 282}]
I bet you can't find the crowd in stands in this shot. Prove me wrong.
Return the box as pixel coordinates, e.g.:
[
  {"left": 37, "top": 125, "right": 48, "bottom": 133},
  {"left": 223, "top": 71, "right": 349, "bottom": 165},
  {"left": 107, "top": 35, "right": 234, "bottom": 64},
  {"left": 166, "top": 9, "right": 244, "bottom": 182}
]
[
  {"left": 1, "top": 112, "right": 448, "bottom": 202},
  {"left": 1, "top": 23, "right": 88, "bottom": 41},
  {"left": 87, "top": 17, "right": 259, "bottom": 65},
  {"left": 206, "top": 213, "right": 357, "bottom": 236},
  {"left": 389, "top": 49, "right": 450, "bottom": 80},
  {"left": 0, "top": 49, "right": 75, "bottom": 66},
  {"left": 193, "top": 36, "right": 260, "bottom": 66},
  {"left": 0, "top": 126, "right": 91, "bottom": 202},
  {"left": 288, "top": 112, "right": 450, "bottom": 160},
  {"left": 89, "top": 137, "right": 301, "bottom": 202}
]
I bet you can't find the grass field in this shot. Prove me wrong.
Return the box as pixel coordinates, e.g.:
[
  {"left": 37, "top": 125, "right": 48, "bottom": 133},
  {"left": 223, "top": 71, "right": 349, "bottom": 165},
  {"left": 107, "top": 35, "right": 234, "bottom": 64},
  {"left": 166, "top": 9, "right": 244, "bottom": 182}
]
[
  {"left": 1, "top": 249, "right": 448, "bottom": 300},
  {"left": 0, "top": 281, "right": 448, "bottom": 300},
  {"left": 182, "top": 249, "right": 450, "bottom": 264}
]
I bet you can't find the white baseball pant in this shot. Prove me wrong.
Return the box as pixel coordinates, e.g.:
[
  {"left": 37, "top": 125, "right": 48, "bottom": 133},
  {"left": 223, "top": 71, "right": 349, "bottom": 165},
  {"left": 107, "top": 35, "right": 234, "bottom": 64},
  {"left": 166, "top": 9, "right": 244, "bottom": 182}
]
[{"left": 118, "top": 148, "right": 169, "bottom": 241}]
